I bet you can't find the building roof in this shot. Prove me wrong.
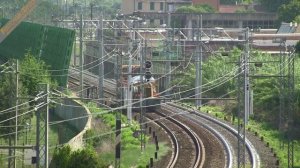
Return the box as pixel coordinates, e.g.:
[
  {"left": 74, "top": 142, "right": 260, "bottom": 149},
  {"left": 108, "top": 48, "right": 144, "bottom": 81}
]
[{"left": 277, "top": 22, "right": 297, "bottom": 34}]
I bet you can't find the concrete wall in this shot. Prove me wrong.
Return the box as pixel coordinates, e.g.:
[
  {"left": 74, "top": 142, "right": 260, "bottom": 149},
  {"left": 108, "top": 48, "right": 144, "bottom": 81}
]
[{"left": 54, "top": 98, "right": 91, "bottom": 150}]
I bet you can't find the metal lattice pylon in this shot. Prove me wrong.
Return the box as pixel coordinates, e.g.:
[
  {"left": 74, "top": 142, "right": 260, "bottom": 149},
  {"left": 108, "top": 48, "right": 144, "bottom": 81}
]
[
  {"left": 287, "top": 48, "right": 295, "bottom": 168},
  {"left": 36, "top": 84, "right": 49, "bottom": 168}
]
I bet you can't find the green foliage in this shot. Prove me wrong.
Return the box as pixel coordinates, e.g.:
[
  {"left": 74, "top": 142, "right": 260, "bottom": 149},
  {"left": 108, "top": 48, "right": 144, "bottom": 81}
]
[
  {"left": 51, "top": 145, "right": 72, "bottom": 168},
  {"left": 235, "top": 8, "right": 256, "bottom": 13},
  {"left": 71, "top": 0, "right": 121, "bottom": 18},
  {"left": 85, "top": 103, "right": 144, "bottom": 150},
  {"left": 19, "top": 51, "right": 56, "bottom": 96},
  {"left": 175, "top": 4, "right": 215, "bottom": 14},
  {"left": 296, "top": 41, "right": 300, "bottom": 55},
  {"left": 0, "top": 61, "right": 18, "bottom": 134},
  {"left": 68, "top": 147, "right": 106, "bottom": 168},
  {"left": 199, "top": 104, "right": 300, "bottom": 167},
  {"left": 50, "top": 145, "right": 109, "bottom": 168},
  {"left": 84, "top": 129, "right": 102, "bottom": 148},
  {"left": 259, "top": 0, "right": 291, "bottom": 12},
  {"left": 294, "top": 15, "right": 300, "bottom": 23},
  {"left": 172, "top": 47, "right": 241, "bottom": 99},
  {"left": 202, "top": 48, "right": 240, "bottom": 97},
  {"left": 29, "top": 1, "right": 60, "bottom": 24},
  {"left": 121, "top": 129, "right": 140, "bottom": 149},
  {"left": 278, "top": 0, "right": 300, "bottom": 22},
  {"left": 173, "top": 48, "right": 300, "bottom": 126},
  {"left": 220, "top": 0, "right": 238, "bottom": 5}
]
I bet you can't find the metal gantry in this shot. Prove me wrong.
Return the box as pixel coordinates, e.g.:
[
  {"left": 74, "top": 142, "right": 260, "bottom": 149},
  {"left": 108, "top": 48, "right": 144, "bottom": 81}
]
[
  {"left": 51, "top": 14, "right": 299, "bottom": 167},
  {"left": 279, "top": 40, "right": 295, "bottom": 168}
]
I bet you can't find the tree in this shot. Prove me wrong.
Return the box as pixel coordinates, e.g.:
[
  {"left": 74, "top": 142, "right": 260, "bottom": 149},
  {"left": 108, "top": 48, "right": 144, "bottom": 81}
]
[
  {"left": 68, "top": 148, "right": 104, "bottom": 168},
  {"left": 176, "top": 4, "right": 215, "bottom": 13},
  {"left": 259, "top": 0, "right": 291, "bottom": 12},
  {"left": 173, "top": 4, "right": 215, "bottom": 28},
  {"left": 19, "top": 51, "right": 56, "bottom": 96},
  {"left": 50, "top": 145, "right": 109, "bottom": 168},
  {"left": 50, "top": 145, "right": 72, "bottom": 168},
  {"left": 296, "top": 41, "right": 300, "bottom": 54},
  {"left": 278, "top": 0, "right": 300, "bottom": 22},
  {"left": 220, "top": 0, "right": 237, "bottom": 5},
  {"left": 0, "top": 60, "right": 29, "bottom": 135},
  {"left": 294, "top": 15, "right": 300, "bottom": 23},
  {"left": 0, "top": 51, "right": 55, "bottom": 136}
]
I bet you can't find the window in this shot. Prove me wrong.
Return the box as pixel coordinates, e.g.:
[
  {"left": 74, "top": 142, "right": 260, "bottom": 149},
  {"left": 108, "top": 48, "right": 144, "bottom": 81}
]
[
  {"left": 160, "top": 2, "right": 163, "bottom": 11},
  {"left": 138, "top": 2, "right": 142, "bottom": 10},
  {"left": 150, "top": 2, "right": 155, "bottom": 10}
]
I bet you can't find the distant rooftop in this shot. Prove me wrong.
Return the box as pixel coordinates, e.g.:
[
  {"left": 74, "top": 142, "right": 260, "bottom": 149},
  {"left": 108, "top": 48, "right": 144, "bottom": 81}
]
[{"left": 277, "top": 22, "right": 298, "bottom": 34}]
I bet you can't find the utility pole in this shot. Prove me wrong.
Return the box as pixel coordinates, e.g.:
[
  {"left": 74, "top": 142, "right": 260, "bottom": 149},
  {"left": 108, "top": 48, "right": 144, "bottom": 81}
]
[
  {"left": 127, "top": 26, "right": 133, "bottom": 124},
  {"left": 139, "top": 39, "right": 146, "bottom": 151},
  {"left": 115, "top": 112, "right": 121, "bottom": 168},
  {"left": 195, "top": 15, "right": 202, "bottom": 108},
  {"left": 14, "top": 60, "right": 19, "bottom": 168},
  {"left": 287, "top": 47, "right": 295, "bottom": 168},
  {"left": 36, "top": 83, "right": 49, "bottom": 168},
  {"left": 244, "top": 28, "right": 250, "bottom": 124},
  {"left": 237, "top": 28, "right": 249, "bottom": 168},
  {"left": 279, "top": 39, "right": 286, "bottom": 149},
  {"left": 79, "top": 14, "right": 84, "bottom": 98},
  {"left": 165, "top": 13, "right": 171, "bottom": 96},
  {"left": 6, "top": 61, "right": 14, "bottom": 168},
  {"left": 237, "top": 55, "right": 245, "bottom": 168},
  {"left": 98, "top": 14, "right": 104, "bottom": 105},
  {"left": 114, "top": 22, "right": 122, "bottom": 168}
]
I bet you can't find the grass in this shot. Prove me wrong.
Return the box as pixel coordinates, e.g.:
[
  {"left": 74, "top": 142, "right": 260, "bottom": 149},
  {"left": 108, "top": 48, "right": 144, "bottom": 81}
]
[
  {"left": 194, "top": 104, "right": 300, "bottom": 168},
  {"left": 100, "top": 142, "right": 170, "bottom": 168},
  {"left": 0, "top": 113, "right": 79, "bottom": 167},
  {"left": 85, "top": 102, "right": 171, "bottom": 167},
  {"left": 247, "top": 120, "right": 300, "bottom": 168}
]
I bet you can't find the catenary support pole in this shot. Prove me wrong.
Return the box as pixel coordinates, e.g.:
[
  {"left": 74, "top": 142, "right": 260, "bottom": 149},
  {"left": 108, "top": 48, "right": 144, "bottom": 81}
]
[
  {"left": 80, "top": 14, "right": 84, "bottom": 98},
  {"left": 98, "top": 14, "right": 104, "bottom": 105},
  {"left": 195, "top": 15, "right": 202, "bottom": 108},
  {"left": 14, "top": 60, "right": 18, "bottom": 168},
  {"left": 36, "top": 83, "right": 49, "bottom": 168}
]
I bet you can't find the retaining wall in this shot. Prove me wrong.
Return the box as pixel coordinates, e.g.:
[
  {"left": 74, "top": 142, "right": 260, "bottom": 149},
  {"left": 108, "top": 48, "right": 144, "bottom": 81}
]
[{"left": 54, "top": 98, "right": 91, "bottom": 150}]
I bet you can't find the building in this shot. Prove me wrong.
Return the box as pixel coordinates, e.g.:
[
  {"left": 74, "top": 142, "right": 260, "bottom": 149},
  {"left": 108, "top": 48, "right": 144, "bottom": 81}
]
[
  {"left": 121, "top": 0, "right": 191, "bottom": 14},
  {"left": 192, "top": 0, "right": 220, "bottom": 10}
]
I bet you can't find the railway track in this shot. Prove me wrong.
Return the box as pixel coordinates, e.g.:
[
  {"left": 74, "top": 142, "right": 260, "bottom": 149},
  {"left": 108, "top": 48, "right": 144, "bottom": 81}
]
[
  {"left": 146, "top": 110, "right": 205, "bottom": 168},
  {"left": 163, "top": 102, "right": 261, "bottom": 168},
  {"left": 67, "top": 69, "right": 272, "bottom": 168},
  {"left": 68, "top": 67, "right": 116, "bottom": 100}
]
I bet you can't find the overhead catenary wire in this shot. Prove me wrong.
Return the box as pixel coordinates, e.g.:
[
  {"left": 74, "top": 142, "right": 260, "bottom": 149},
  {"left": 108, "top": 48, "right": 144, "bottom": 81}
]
[
  {"left": 0, "top": 100, "right": 49, "bottom": 124},
  {"left": 48, "top": 67, "right": 243, "bottom": 126},
  {"left": 48, "top": 89, "right": 236, "bottom": 149}
]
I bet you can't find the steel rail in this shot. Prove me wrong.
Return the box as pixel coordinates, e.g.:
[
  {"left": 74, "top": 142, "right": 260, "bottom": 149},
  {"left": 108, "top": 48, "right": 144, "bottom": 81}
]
[
  {"left": 171, "top": 102, "right": 261, "bottom": 168},
  {"left": 156, "top": 109, "right": 205, "bottom": 168},
  {"left": 163, "top": 103, "right": 233, "bottom": 168},
  {"left": 146, "top": 115, "right": 179, "bottom": 168}
]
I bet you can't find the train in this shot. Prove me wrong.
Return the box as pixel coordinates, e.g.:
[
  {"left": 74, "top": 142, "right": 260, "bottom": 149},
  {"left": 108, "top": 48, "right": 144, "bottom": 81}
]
[{"left": 122, "top": 65, "right": 161, "bottom": 111}]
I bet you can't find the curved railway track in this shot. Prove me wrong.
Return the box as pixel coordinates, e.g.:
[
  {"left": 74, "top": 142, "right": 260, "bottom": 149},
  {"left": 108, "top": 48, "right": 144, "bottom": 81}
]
[
  {"left": 163, "top": 102, "right": 261, "bottom": 168},
  {"left": 147, "top": 110, "right": 205, "bottom": 168},
  {"left": 67, "top": 69, "right": 270, "bottom": 168}
]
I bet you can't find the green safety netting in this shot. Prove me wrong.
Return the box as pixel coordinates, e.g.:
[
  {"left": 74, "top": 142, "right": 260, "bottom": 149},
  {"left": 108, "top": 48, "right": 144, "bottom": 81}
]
[{"left": 0, "top": 19, "right": 75, "bottom": 86}]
